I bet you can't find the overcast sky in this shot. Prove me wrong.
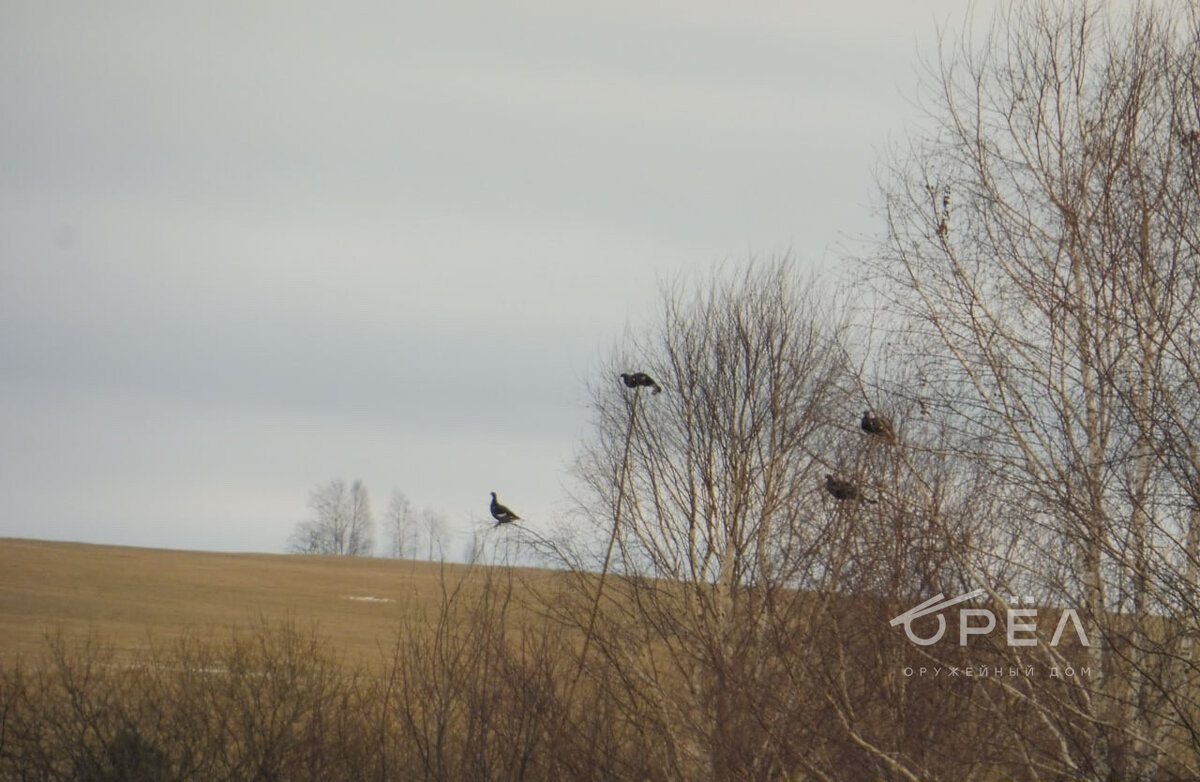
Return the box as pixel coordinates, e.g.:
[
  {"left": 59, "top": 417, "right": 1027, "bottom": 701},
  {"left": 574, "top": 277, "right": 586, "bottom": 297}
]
[{"left": 1, "top": 1, "right": 993, "bottom": 556}]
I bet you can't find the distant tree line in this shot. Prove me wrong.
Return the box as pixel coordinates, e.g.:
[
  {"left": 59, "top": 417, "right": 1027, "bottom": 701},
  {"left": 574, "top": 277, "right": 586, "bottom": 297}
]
[{"left": 286, "top": 479, "right": 447, "bottom": 560}]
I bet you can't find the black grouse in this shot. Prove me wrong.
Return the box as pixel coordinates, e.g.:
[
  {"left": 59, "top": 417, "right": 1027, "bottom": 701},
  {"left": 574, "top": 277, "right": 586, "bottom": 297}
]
[
  {"left": 489, "top": 492, "right": 521, "bottom": 526},
  {"left": 824, "top": 474, "right": 876, "bottom": 503},
  {"left": 860, "top": 411, "right": 896, "bottom": 444},
  {"left": 620, "top": 372, "right": 662, "bottom": 394}
]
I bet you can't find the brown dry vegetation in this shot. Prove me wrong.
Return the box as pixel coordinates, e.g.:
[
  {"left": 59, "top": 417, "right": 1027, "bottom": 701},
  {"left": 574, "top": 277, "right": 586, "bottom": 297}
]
[
  {"left": 0, "top": 537, "right": 1145, "bottom": 782},
  {"left": 0, "top": 538, "right": 592, "bottom": 781}
]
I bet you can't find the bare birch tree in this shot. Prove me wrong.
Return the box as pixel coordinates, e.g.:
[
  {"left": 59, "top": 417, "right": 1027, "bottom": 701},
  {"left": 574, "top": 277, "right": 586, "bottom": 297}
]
[
  {"left": 420, "top": 508, "right": 447, "bottom": 561},
  {"left": 567, "top": 259, "right": 859, "bottom": 780},
  {"left": 867, "top": 2, "right": 1200, "bottom": 776},
  {"left": 287, "top": 479, "right": 375, "bottom": 556},
  {"left": 385, "top": 490, "right": 418, "bottom": 559}
]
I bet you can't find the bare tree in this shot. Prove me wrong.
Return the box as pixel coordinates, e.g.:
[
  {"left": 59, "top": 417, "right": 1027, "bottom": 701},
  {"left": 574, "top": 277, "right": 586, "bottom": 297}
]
[
  {"left": 566, "top": 258, "right": 857, "bottom": 780},
  {"left": 287, "top": 479, "right": 375, "bottom": 556},
  {"left": 420, "top": 508, "right": 447, "bottom": 561},
  {"left": 867, "top": 1, "right": 1200, "bottom": 776},
  {"left": 383, "top": 492, "right": 450, "bottom": 561},
  {"left": 385, "top": 491, "right": 418, "bottom": 559}
]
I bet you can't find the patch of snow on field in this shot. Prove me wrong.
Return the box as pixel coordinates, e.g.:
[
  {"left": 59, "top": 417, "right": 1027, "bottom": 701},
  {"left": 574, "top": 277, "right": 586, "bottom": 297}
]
[{"left": 343, "top": 595, "right": 395, "bottom": 603}]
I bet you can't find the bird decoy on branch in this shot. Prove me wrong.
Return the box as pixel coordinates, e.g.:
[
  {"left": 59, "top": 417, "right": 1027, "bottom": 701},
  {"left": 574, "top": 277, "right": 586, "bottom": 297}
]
[
  {"left": 620, "top": 372, "right": 662, "bottom": 394},
  {"left": 860, "top": 410, "right": 896, "bottom": 444},
  {"left": 489, "top": 492, "right": 521, "bottom": 526},
  {"left": 824, "top": 474, "right": 877, "bottom": 504}
]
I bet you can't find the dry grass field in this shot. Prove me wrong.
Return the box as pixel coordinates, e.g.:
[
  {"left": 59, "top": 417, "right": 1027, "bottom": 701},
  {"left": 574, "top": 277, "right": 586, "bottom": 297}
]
[
  {"left": 0, "top": 538, "right": 1179, "bottom": 779},
  {"left": 0, "top": 537, "right": 538, "bottom": 668}
]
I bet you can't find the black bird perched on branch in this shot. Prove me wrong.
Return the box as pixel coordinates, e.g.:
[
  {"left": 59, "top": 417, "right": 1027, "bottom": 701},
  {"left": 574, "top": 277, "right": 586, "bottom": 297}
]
[
  {"left": 489, "top": 492, "right": 521, "bottom": 526},
  {"left": 620, "top": 372, "right": 662, "bottom": 394},
  {"left": 860, "top": 411, "right": 896, "bottom": 444},
  {"left": 824, "top": 474, "right": 876, "bottom": 503}
]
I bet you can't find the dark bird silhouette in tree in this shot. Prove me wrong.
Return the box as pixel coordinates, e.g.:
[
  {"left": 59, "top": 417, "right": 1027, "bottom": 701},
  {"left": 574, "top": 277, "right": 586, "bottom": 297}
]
[
  {"left": 489, "top": 492, "right": 521, "bottom": 526},
  {"left": 824, "top": 474, "right": 877, "bottom": 503},
  {"left": 860, "top": 410, "right": 896, "bottom": 444},
  {"left": 620, "top": 372, "right": 662, "bottom": 394}
]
